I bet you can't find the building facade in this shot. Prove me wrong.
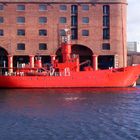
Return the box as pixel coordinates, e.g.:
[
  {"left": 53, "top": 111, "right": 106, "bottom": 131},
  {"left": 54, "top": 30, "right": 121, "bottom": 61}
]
[
  {"left": 127, "top": 42, "right": 140, "bottom": 52},
  {"left": 127, "top": 42, "right": 140, "bottom": 66},
  {"left": 0, "top": 0, "right": 127, "bottom": 69}
]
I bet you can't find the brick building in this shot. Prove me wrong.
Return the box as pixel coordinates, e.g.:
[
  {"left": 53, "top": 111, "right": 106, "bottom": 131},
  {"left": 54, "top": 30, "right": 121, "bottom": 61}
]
[
  {"left": 127, "top": 42, "right": 140, "bottom": 66},
  {"left": 0, "top": 0, "right": 127, "bottom": 69}
]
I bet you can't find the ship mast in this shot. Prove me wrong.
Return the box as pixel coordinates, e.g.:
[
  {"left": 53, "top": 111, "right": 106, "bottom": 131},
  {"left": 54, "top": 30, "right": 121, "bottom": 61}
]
[{"left": 61, "top": 28, "right": 72, "bottom": 63}]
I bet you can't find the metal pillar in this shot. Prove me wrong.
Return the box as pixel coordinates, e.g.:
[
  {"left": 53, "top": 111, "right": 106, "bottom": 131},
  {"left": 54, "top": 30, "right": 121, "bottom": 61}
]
[
  {"left": 35, "top": 56, "right": 42, "bottom": 68},
  {"left": 76, "top": 57, "right": 79, "bottom": 72}
]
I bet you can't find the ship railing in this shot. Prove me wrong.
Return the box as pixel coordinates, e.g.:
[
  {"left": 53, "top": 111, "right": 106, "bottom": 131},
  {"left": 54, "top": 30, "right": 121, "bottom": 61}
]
[
  {"left": 1, "top": 71, "right": 25, "bottom": 76},
  {"left": 0, "top": 67, "right": 71, "bottom": 77},
  {"left": 0, "top": 71, "right": 70, "bottom": 77},
  {"left": 132, "top": 64, "right": 139, "bottom": 66},
  {"left": 70, "top": 54, "right": 79, "bottom": 59},
  {"left": 79, "top": 60, "right": 91, "bottom": 66},
  {"left": 0, "top": 67, "right": 8, "bottom": 76},
  {"left": 0, "top": 67, "right": 29, "bottom": 76},
  {"left": 50, "top": 70, "right": 70, "bottom": 77}
]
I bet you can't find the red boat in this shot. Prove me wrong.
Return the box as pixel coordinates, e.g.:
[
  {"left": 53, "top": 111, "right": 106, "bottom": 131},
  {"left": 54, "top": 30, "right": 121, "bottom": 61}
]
[{"left": 0, "top": 29, "right": 140, "bottom": 88}]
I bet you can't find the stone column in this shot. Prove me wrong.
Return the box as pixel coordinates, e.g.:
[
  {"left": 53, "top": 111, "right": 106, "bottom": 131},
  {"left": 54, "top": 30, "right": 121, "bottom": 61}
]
[
  {"left": 92, "top": 54, "right": 98, "bottom": 71},
  {"left": 51, "top": 55, "right": 56, "bottom": 65},
  {"left": 8, "top": 55, "right": 13, "bottom": 73},
  {"left": 29, "top": 55, "right": 35, "bottom": 68}
]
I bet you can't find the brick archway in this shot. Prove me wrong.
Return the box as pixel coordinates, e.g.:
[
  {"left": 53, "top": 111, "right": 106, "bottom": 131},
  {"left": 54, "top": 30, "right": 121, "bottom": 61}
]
[
  {"left": 55, "top": 44, "right": 93, "bottom": 69},
  {"left": 0, "top": 47, "right": 8, "bottom": 67},
  {"left": 71, "top": 44, "right": 93, "bottom": 63}
]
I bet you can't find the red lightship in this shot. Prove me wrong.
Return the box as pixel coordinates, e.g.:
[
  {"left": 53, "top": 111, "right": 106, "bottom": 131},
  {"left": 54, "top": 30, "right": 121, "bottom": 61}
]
[{"left": 0, "top": 29, "right": 140, "bottom": 88}]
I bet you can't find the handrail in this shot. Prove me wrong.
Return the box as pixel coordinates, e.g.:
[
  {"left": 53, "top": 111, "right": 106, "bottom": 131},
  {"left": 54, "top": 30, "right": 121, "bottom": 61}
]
[{"left": 79, "top": 60, "right": 91, "bottom": 66}]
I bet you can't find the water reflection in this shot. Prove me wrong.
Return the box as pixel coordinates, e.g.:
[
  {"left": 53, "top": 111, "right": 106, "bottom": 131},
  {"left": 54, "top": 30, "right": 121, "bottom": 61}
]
[{"left": 0, "top": 87, "right": 140, "bottom": 140}]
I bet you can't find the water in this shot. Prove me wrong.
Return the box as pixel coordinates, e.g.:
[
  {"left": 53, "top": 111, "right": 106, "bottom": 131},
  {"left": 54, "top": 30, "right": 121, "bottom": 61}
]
[{"left": 0, "top": 87, "right": 140, "bottom": 140}]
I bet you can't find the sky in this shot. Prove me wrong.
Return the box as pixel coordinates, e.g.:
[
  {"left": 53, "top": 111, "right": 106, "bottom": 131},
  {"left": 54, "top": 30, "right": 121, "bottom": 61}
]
[{"left": 127, "top": 0, "right": 140, "bottom": 41}]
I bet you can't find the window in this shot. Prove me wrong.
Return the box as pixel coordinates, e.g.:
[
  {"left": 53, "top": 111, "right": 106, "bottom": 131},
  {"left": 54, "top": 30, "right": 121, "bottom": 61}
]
[
  {"left": 82, "top": 30, "right": 89, "bottom": 36},
  {"left": 59, "top": 17, "right": 67, "bottom": 24},
  {"left": 82, "top": 5, "right": 89, "bottom": 11},
  {"left": 60, "top": 29, "right": 66, "bottom": 36},
  {"left": 102, "top": 43, "right": 110, "bottom": 50},
  {"left": 60, "top": 5, "right": 67, "bottom": 11},
  {"left": 0, "top": 17, "right": 4, "bottom": 23},
  {"left": 39, "top": 29, "right": 47, "bottom": 36},
  {"left": 17, "top": 5, "right": 25, "bottom": 11},
  {"left": 82, "top": 17, "right": 89, "bottom": 24},
  {"left": 39, "top": 43, "right": 47, "bottom": 50},
  {"left": 71, "top": 28, "right": 78, "bottom": 40},
  {"left": 39, "top": 4, "right": 47, "bottom": 11},
  {"left": 0, "top": 5, "right": 4, "bottom": 10},
  {"left": 17, "top": 17, "right": 25, "bottom": 24},
  {"left": 103, "top": 5, "right": 110, "bottom": 15},
  {"left": 71, "top": 5, "right": 78, "bottom": 40},
  {"left": 71, "top": 5, "right": 78, "bottom": 14},
  {"left": 103, "top": 5, "right": 110, "bottom": 39},
  {"left": 103, "top": 16, "right": 109, "bottom": 27},
  {"left": 0, "top": 29, "right": 4, "bottom": 36},
  {"left": 17, "top": 43, "right": 25, "bottom": 50},
  {"left": 39, "top": 17, "right": 47, "bottom": 24},
  {"left": 71, "top": 16, "right": 77, "bottom": 26},
  {"left": 17, "top": 29, "right": 25, "bottom": 36},
  {"left": 103, "top": 28, "right": 110, "bottom": 39}
]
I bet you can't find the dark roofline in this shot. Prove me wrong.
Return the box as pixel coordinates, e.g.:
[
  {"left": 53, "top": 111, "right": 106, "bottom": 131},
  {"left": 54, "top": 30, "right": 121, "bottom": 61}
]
[{"left": 0, "top": 0, "right": 127, "bottom": 4}]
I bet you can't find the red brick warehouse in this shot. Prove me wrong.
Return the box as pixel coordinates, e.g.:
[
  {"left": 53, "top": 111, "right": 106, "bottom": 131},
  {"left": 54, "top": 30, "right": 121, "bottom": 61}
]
[{"left": 0, "top": 0, "right": 127, "bottom": 70}]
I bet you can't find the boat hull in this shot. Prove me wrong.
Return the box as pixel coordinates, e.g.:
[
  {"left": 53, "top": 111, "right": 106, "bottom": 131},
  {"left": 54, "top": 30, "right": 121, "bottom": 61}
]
[{"left": 0, "top": 65, "right": 139, "bottom": 88}]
